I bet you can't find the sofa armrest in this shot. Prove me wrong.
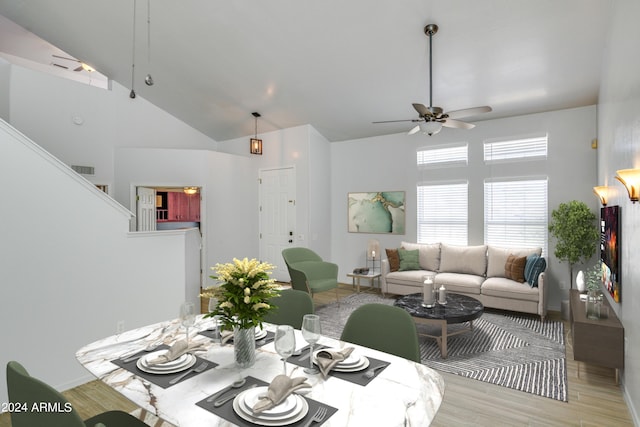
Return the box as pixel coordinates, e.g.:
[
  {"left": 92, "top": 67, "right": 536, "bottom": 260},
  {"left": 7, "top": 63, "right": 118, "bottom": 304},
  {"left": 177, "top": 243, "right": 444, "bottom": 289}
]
[
  {"left": 537, "top": 271, "right": 547, "bottom": 321},
  {"left": 380, "top": 259, "right": 390, "bottom": 293}
]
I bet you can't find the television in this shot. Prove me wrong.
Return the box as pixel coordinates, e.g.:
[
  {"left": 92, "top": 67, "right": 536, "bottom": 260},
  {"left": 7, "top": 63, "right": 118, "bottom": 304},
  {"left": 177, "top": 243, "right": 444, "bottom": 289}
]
[{"left": 600, "top": 206, "right": 620, "bottom": 302}]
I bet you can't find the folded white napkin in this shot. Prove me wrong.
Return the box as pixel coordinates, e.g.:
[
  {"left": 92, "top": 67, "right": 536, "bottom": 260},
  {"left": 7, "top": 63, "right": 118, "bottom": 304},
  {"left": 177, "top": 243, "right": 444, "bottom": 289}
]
[
  {"left": 315, "top": 347, "right": 354, "bottom": 379},
  {"left": 220, "top": 330, "right": 234, "bottom": 345},
  {"left": 146, "top": 339, "right": 203, "bottom": 365},
  {"left": 252, "top": 375, "right": 311, "bottom": 414}
]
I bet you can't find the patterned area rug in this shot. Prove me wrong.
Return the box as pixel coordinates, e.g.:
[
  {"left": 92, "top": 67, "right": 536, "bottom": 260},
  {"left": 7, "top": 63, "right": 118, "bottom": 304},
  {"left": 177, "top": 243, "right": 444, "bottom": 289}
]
[{"left": 316, "top": 292, "right": 567, "bottom": 402}]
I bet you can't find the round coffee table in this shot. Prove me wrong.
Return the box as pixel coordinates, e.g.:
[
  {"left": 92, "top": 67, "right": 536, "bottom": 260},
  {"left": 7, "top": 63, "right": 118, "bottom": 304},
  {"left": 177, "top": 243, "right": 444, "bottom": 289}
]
[{"left": 394, "top": 293, "right": 484, "bottom": 358}]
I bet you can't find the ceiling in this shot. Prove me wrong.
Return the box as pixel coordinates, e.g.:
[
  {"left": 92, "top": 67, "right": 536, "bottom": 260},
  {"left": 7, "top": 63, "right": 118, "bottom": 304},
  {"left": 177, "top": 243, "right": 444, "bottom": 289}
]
[{"left": 0, "top": 0, "right": 612, "bottom": 142}]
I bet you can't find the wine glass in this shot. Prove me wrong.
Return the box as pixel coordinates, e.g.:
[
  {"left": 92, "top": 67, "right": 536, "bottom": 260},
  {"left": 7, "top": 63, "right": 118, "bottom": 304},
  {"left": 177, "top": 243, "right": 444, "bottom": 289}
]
[
  {"left": 179, "top": 302, "right": 196, "bottom": 343},
  {"left": 274, "top": 325, "right": 296, "bottom": 375},
  {"left": 301, "top": 314, "right": 321, "bottom": 374}
]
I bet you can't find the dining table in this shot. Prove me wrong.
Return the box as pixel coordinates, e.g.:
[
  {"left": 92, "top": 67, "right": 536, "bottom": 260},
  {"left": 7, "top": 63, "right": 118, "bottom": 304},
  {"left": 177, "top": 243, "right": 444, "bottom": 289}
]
[{"left": 76, "top": 315, "right": 445, "bottom": 426}]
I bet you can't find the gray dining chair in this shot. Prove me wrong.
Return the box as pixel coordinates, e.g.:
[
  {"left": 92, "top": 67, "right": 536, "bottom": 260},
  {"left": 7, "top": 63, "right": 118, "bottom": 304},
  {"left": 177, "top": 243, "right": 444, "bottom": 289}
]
[
  {"left": 263, "top": 288, "right": 314, "bottom": 329},
  {"left": 340, "top": 303, "right": 422, "bottom": 362},
  {"left": 6, "top": 360, "right": 149, "bottom": 427}
]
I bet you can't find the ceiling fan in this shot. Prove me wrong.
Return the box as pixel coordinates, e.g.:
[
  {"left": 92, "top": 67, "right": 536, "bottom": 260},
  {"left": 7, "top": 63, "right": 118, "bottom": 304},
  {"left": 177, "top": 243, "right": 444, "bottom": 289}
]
[
  {"left": 373, "top": 24, "right": 492, "bottom": 136},
  {"left": 51, "top": 54, "right": 95, "bottom": 72}
]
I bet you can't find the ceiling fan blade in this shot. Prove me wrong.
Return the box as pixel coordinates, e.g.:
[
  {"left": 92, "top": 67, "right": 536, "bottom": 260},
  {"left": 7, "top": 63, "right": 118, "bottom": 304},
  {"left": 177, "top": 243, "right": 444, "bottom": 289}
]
[
  {"left": 412, "top": 103, "right": 431, "bottom": 117},
  {"left": 407, "top": 125, "right": 421, "bottom": 135},
  {"left": 446, "top": 106, "right": 492, "bottom": 120},
  {"left": 52, "top": 54, "right": 80, "bottom": 63},
  {"left": 73, "top": 66, "right": 83, "bottom": 72},
  {"left": 372, "top": 119, "right": 421, "bottom": 124},
  {"left": 443, "top": 119, "right": 475, "bottom": 130}
]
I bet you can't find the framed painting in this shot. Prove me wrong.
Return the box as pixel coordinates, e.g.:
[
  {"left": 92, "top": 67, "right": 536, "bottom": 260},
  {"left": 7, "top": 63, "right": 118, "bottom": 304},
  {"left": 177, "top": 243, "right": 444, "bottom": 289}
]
[{"left": 348, "top": 191, "right": 405, "bottom": 234}]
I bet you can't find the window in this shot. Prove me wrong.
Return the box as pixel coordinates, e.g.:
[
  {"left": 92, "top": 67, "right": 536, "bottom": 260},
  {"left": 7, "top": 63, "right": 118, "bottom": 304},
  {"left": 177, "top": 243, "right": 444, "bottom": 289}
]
[
  {"left": 417, "top": 143, "right": 468, "bottom": 168},
  {"left": 417, "top": 181, "right": 468, "bottom": 245},
  {"left": 484, "top": 178, "right": 548, "bottom": 255},
  {"left": 484, "top": 135, "right": 547, "bottom": 163}
]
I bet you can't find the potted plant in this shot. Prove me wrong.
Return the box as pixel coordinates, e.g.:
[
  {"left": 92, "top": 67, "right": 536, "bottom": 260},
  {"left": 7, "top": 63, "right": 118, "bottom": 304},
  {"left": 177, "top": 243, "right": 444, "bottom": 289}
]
[{"left": 548, "top": 200, "right": 599, "bottom": 289}]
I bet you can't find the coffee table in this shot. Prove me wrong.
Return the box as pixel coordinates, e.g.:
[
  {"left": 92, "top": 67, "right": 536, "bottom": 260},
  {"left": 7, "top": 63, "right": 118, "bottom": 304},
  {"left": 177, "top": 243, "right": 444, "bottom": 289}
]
[{"left": 394, "top": 293, "right": 484, "bottom": 358}]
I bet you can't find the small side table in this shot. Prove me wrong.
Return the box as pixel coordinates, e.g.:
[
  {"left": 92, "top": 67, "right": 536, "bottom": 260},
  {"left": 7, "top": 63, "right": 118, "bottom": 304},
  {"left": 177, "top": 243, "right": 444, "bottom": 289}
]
[{"left": 347, "top": 271, "right": 381, "bottom": 293}]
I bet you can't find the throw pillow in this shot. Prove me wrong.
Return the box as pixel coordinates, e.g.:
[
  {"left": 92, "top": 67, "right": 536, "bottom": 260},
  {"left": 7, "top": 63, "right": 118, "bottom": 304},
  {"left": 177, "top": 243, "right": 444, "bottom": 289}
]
[
  {"left": 386, "top": 248, "right": 400, "bottom": 272},
  {"left": 504, "top": 254, "right": 527, "bottom": 283},
  {"left": 398, "top": 248, "right": 420, "bottom": 271},
  {"left": 524, "top": 254, "right": 547, "bottom": 287}
]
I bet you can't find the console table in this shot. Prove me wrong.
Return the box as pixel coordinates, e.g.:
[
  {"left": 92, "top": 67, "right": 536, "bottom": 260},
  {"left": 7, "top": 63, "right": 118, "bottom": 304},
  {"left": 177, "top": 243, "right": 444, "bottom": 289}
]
[{"left": 569, "top": 289, "right": 624, "bottom": 383}]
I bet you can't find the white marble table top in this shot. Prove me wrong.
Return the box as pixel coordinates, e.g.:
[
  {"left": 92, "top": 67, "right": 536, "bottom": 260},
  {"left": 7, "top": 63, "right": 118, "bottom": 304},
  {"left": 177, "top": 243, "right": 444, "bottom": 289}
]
[{"left": 76, "top": 315, "right": 445, "bottom": 426}]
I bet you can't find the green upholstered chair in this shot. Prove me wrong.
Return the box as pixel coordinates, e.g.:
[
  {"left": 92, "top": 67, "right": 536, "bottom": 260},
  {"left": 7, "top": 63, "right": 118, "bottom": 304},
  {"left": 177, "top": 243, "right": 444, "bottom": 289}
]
[
  {"left": 263, "top": 289, "right": 315, "bottom": 329},
  {"left": 6, "top": 361, "right": 149, "bottom": 427},
  {"left": 340, "top": 303, "right": 422, "bottom": 362},
  {"left": 282, "top": 247, "right": 339, "bottom": 302}
]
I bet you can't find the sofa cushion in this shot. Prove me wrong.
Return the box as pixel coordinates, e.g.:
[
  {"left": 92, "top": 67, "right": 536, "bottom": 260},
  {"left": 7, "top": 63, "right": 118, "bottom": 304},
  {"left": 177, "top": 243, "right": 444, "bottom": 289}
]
[
  {"left": 434, "top": 272, "right": 484, "bottom": 295},
  {"left": 401, "top": 241, "right": 441, "bottom": 271},
  {"left": 504, "top": 254, "right": 527, "bottom": 283},
  {"left": 439, "top": 244, "right": 487, "bottom": 276},
  {"left": 524, "top": 254, "right": 546, "bottom": 288},
  {"left": 487, "top": 246, "right": 542, "bottom": 278},
  {"left": 481, "top": 277, "right": 540, "bottom": 302},
  {"left": 386, "top": 248, "right": 400, "bottom": 272},
  {"left": 386, "top": 270, "right": 437, "bottom": 287},
  {"left": 398, "top": 248, "right": 420, "bottom": 271}
]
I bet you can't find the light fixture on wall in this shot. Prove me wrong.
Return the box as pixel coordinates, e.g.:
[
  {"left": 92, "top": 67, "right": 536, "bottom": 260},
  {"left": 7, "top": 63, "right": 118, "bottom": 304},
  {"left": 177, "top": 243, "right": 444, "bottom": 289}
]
[
  {"left": 593, "top": 186, "right": 611, "bottom": 206},
  {"left": 615, "top": 168, "right": 640, "bottom": 203},
  {"left": 183, "top": 187, "right": 198, "bottom": 195},
  {"left": 250, "top": 112, "right": 263, "bottom": 155}
]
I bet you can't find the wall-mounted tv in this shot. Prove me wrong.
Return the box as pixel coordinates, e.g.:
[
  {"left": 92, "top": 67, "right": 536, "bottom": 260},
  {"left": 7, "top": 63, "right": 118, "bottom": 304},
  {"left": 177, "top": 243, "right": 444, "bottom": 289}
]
[{"left": 600, "top": 205, "right": 620, "bottom": 302}]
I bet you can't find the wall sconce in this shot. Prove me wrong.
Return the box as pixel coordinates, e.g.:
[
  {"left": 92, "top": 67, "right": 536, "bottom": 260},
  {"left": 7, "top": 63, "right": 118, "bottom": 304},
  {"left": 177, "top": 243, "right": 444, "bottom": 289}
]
[
  {"left": 615, "top": 168, "right": 640, "bottom": 203},
  {"left": 593, "top": 186, "right": 610, "bottom": 206},
  {"left": 183, "top": 187, "right": 198, "bottom": 195},
  {"left": 250, "top": 112, "right": 263, "bottom": 155}
]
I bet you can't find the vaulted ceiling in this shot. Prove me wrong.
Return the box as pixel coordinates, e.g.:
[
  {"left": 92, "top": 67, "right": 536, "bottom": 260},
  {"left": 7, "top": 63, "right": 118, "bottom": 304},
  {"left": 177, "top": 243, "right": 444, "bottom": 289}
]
[{"left": 0, "top": 0, "right": 612, "bottom": 142}]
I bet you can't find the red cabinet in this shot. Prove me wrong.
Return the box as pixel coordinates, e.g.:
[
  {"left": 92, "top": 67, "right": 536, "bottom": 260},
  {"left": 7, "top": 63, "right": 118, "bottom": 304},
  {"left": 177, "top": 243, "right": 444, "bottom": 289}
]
[{"left": 167, "top": 192, "right": 200, "bottom": 222}]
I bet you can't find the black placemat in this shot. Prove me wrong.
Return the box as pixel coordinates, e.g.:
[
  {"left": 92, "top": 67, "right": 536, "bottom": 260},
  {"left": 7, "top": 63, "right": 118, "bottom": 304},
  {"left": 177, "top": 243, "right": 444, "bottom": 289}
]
[
  {"left": 288, "top": 346, "right": 390, "bottom": 386},
  {"left": 198, "top": 330, "right": 275, "bottom": 348},
  {"left": 196, "top": 376, "right": 337, "bottom": 427},
  {"left": 111, "top": 345, "right": 217, "bottom": 389}
]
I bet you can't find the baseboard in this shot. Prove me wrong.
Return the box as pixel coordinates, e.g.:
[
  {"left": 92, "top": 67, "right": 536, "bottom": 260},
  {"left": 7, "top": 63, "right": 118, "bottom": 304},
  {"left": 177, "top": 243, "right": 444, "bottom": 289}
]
[{"left": 621, "top": 380, "right": 639, "bottom": 427}]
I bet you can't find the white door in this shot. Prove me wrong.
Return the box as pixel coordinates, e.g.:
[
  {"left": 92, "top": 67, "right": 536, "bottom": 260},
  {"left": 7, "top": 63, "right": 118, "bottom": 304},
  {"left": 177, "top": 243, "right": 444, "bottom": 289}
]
[
  {"left": 259, "top": 167, "right": 296, "bottom": 282},
  {"left": 137, "top": 187, "right": 156, "bottom": 231}
]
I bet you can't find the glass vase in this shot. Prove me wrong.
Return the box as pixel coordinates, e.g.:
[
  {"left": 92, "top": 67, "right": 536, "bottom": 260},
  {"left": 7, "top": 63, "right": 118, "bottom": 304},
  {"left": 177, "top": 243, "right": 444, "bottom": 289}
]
[
  {"left": 233, "top": 326, "right": 256, "bottom": 368},
  {"left": 586, "top": 290, "right": 600, "bottom": 320}
]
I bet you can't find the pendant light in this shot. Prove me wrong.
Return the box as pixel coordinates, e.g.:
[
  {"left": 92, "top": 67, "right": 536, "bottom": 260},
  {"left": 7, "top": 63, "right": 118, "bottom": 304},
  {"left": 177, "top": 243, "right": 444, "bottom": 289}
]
[
  {"left": 129, "top": 0, "right": 137, "bottom": 98},
  {"left": 250, "top": 112, "right": 263, "bottom": 155},
  {"left": 144, "top": 0, "right": 154, "bottom": 86}
]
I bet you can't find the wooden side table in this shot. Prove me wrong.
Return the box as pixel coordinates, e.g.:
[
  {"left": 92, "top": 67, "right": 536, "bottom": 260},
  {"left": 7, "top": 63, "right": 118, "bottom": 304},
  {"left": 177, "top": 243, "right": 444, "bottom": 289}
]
[
  {"left": 569, "top": 289, "right": 624, "bottom": 383},
  {"left": 347, "top": 271, "right": 381, "bottom": 293}
]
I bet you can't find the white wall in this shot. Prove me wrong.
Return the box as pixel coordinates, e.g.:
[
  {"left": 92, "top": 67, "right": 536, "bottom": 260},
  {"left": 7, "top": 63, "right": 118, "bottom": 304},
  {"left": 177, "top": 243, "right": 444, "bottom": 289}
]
[
  {"left": 0, "top": 121, "right": 190, "bottom": 405},
  {"left": 330, "top": 106, "right": 598, "bottom": 309},
  {"left": 598, "top": 0, "right": 640, "bottom": 421}
]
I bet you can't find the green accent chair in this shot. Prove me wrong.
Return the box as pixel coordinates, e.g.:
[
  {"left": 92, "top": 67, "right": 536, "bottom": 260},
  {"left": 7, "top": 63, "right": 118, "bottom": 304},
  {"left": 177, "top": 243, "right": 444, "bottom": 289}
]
[
  {"left": 340, "top": 303, "right": 422, "bottom": 362},
  {"left": 282, "top": 247, "right": 340, "bottom": 302},
  {"left": 263, "top": 289, "right": 315, "bottom": 329},
  {"left": 6, "top": 361, "right": 149, "bottom": 427}
]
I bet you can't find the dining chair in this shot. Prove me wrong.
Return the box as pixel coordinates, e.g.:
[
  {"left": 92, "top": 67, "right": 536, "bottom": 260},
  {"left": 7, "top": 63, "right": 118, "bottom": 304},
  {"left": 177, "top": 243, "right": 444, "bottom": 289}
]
[
  {"left": 6, "top": 361, "right": 149, "bottom": 427},
  {"left": 263, "top": 289, "right": 314, "bottom": 329},
  {"left": 340, "top": 303, "right": 422, "bottom": 362},
  {"left": 281, "top": 247, "right": 340, "bottom": 302}
]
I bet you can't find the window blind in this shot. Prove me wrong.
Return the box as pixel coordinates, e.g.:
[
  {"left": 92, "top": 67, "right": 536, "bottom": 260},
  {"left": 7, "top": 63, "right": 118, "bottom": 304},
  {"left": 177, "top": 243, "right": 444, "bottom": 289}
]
[
  {"left": 417, "top": 181, "right": 468, "bottom": 245},
  {"left": 484, "top": 135, "right": 547, "bottom": 163},
  {"left": 484, "top": 178, "right": 548, "bottom": 255},
  {"left": 417, "top": 144, "right": 468, "bottom": 168}
]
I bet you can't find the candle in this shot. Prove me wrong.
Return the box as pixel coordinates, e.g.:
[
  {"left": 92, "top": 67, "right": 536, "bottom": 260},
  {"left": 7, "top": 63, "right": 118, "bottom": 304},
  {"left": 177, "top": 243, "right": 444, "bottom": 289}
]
[
  {"left": 423, "top": 281, "right": 433, "bottom": 305},
  {"left": 438, "top": 285, "right": 447, "bottom": 304}
]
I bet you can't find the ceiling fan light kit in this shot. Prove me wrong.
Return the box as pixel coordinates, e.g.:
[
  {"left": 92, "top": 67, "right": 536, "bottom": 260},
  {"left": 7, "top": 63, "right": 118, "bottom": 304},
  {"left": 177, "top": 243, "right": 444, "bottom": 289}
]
[{"left": 373, "top": 23, "right": 492, "bottom": 136}]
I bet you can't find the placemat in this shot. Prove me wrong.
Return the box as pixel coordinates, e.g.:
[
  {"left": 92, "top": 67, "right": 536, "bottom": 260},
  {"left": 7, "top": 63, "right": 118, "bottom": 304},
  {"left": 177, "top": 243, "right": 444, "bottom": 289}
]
[
  {"left": 198, "top": 330, "right": 275, "bottom": 348},
  {"left": 196, "top": 376, "right": 337, "bottom": 427},
  {"left": 288, "top": 346, "right": 390, "bottom": 386},
  {"left": 111, "top": 345, "right": 217, "bottom": 389}
]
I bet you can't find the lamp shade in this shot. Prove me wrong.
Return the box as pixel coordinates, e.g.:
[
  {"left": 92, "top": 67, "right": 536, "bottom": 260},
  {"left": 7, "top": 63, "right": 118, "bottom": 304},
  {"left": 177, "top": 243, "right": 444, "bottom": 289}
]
[
  {"left": 250, "top": 138, "right": 263, "bottom": 155},
  {"left": 593, "top": 186, "right": 610, "bottom": 206},
  {"left": 615, "top": 168, "right": 640, "bottom": 203},
  {"left": 367, "top": 239, "right": 380, "bottom": 259},
  {"left": 420, "top": 121, "right": 442, "bottom": 136}
]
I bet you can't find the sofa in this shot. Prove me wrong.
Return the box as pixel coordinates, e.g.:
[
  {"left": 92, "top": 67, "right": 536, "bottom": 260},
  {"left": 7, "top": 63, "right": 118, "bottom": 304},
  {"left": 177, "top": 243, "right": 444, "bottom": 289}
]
[{"left": 381, "top": 242, "right": 548, "bottom": 321}]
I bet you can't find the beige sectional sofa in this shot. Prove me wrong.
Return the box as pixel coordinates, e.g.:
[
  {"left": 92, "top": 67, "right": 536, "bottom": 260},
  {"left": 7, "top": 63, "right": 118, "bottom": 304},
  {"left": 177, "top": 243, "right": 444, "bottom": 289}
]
[{"left": 381, "top": 241, "right": 548, "bottom": 321}]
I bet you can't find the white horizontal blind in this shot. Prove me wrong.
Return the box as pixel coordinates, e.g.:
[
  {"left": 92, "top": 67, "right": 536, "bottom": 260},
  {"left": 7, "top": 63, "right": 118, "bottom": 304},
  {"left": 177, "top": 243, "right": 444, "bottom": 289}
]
[
  {"left": 484, "top": 178, "right": 548, "bottom": 255},
  {"left": 417, "top": 181, "right": 468, "bottom": 245},
  {"left": 417, "top": 144, "right": 468, "bottom": 168},
  {"left": 484, "top": 136, "right": 547, "bottom": 163}
]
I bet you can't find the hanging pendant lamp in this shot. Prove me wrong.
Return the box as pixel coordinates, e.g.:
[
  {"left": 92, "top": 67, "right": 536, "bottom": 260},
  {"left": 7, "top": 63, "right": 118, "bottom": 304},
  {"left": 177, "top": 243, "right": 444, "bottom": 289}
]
[{"left": 250, "top": 112, "right": 263, "bottom": 155}]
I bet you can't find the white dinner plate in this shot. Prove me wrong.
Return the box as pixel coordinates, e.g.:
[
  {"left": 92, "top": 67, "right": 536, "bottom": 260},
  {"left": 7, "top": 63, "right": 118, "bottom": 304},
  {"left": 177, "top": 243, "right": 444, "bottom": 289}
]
[
  {"left": 313, "top": 349, "right": 365, "bottom": 368},
  {"left": 140, "top": 351, "right": 192, "bottom": 369},
  {"left": 255, "top": 329, "right": 268, "bottom": 340},
  {"left": 240, "top": 386, "right": 298, "bottom": 419},
  {"left": 137, "top": 353, "right": 196, "bottom": 374},
  {"left": 313, "top": 355, "right": 370, "bottom": 372},
  {"left": 233, "top": 389, "right": 308, "bottom": 426}
]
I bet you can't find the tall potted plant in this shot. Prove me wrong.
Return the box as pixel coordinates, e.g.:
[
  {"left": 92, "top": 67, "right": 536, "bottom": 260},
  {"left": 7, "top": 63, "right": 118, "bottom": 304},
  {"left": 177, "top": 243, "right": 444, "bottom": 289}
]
[{"left": 548, "top": 200, "right": 600, "bottom": 289}]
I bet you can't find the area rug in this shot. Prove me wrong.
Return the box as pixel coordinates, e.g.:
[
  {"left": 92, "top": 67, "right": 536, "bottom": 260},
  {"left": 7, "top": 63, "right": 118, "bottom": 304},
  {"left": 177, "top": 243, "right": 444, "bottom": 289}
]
[{"left": 315, "top": 293, "right": 567, "bottom": 402}]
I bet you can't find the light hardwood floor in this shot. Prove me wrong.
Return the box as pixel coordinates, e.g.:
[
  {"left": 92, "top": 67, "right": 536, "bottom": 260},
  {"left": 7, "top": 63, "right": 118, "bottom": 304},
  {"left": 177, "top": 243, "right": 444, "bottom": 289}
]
[{"left": 1, "top": 283, "right": 634, "bottom": 426}]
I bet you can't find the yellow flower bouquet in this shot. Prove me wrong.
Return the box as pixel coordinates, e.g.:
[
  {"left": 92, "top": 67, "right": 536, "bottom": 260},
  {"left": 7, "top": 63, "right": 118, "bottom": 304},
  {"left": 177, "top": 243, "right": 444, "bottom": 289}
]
[{"left": 201, "top": 258, "right": 280, "bottom": 330}]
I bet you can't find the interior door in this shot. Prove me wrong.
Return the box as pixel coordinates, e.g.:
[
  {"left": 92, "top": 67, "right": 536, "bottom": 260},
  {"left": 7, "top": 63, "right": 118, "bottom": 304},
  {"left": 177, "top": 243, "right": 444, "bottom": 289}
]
[
  {"left": 136, "top": 187, "right": 156, "bottom": 231},
  {"left": 259, "top": 167, "right": 296, "bottom": 282}
]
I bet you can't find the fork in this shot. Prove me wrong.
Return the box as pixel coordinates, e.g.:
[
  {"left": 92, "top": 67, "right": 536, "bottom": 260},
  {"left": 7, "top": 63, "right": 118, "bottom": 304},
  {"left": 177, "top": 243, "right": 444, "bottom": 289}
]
[
  {"left": 168, "top": 361, "right": 208, "bottom": 385},
  {"left": 363, "top": 364, "right": 387, "bottom": 379},
  {"left": 302, "top": 406, "right": 327, "bottom": 427}
]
